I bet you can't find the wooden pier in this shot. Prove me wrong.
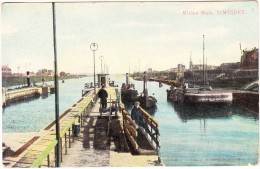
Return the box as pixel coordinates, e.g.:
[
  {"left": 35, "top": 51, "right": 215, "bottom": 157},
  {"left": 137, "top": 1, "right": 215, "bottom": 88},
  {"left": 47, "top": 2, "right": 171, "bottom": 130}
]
[{"left": 3, "top": 87, "right": 162, "bottom": 167}]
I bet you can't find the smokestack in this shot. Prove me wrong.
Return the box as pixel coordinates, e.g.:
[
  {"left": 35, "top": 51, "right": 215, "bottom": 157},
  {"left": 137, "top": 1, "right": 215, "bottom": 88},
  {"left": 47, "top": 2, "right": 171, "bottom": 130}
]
[{"left": 126, "top": 73, "right": 129, "bottom": 85}]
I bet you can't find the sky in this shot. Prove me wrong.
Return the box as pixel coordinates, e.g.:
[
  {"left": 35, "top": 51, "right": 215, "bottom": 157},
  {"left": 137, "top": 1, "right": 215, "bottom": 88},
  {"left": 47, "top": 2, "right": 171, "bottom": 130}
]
[{"left": 1, "top": 1, "right": 259, "bottom": 74}]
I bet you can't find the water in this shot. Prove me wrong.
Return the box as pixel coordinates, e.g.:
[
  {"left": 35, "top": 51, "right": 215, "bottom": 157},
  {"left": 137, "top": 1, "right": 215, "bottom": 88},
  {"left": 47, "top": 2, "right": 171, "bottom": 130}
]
[
  {"left": 2, "top": 75, "right": 259, "bottom": 166},
  {"left": 2, "top": 77, "right": 91, "bottom": 132}
]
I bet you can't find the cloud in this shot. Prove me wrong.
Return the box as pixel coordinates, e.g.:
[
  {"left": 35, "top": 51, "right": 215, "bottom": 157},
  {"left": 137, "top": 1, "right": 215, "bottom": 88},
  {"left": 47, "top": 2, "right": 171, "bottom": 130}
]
[
  {"left": 135, "top": 26, "right": 228, "bottom": 44},
  {"left": 60, "top": 34, "right": 76, "bottom": 40},
  {"left": 203, "top": 27, "right": 229, "bottom": 37}
]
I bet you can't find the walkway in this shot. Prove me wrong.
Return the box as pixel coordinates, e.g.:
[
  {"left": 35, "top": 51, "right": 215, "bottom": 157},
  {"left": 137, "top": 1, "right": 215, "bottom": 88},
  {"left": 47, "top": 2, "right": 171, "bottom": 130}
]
[
  {"left": 3, "top": 87, "right": 162, "bottom": 167},
  {"left": 61, "top": 98, "right": 113, "bottom": 167}
]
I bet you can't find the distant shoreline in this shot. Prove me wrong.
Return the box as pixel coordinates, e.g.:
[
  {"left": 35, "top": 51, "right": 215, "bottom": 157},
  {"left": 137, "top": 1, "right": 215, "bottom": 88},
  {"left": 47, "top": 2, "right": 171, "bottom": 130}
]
[{"left": 2, "top": 75, "right": 86, "bottom": 88}]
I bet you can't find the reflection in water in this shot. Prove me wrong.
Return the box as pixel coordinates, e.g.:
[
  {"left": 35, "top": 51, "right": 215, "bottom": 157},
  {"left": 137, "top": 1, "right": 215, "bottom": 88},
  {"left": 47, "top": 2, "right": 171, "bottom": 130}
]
[
  {"left": 231, "top": 104, "right": 259, "bottom": 120},
  {"left": 171, "top": 102, "right": 233, "bottom": 122},
  {"left": 41, "top": 94, "right": 49, "bottom": 100},
  {"left": 170, "top": 102, "right": 258, "bottom": 122}
]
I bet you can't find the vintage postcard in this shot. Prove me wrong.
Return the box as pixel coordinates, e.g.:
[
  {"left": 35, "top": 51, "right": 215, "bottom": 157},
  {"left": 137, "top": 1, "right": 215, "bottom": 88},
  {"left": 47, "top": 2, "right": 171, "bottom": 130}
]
[{"left": 1, "top": 0, "right": 259, "bottom": 167}]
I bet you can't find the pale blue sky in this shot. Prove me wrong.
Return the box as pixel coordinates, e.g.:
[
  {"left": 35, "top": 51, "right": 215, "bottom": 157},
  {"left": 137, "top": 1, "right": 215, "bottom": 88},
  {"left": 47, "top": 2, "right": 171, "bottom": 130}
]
[{"left": 1, "top": 1, "right": 259, "bottom": 74}]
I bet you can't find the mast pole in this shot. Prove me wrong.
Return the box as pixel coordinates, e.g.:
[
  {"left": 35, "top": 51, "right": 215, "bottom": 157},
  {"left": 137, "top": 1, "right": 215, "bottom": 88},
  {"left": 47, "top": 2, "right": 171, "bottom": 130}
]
[{"left": 203, "top": 35, "right": 205, "bottom": 86}]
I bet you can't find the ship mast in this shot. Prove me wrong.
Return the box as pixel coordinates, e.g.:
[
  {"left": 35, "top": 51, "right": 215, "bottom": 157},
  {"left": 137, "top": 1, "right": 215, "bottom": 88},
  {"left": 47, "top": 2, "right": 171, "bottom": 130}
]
[{"left": 203, "top": 35, "right": 206, "bottom": 86}]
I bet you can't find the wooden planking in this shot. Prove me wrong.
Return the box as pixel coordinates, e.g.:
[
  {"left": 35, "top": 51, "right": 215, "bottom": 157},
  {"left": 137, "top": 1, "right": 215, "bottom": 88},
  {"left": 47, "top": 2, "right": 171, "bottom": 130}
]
[{"left": 14, "top": 88, "right": 99, "bottom": 168}]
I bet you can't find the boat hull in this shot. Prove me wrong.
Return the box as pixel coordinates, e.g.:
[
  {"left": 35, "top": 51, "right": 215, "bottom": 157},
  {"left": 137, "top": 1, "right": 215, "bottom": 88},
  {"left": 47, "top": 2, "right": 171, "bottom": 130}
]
[
  {"left": 136, "top": 96, "right": 157, "bottom": 108},
  {"left": 167, "top": 89, "right": 233, "bottom": 103},
  {"left": 121, "top": 89, "right": 138, "bottom": 103},
  {"left": 183, "top": 93, "right": 233, "bottom": 103}
]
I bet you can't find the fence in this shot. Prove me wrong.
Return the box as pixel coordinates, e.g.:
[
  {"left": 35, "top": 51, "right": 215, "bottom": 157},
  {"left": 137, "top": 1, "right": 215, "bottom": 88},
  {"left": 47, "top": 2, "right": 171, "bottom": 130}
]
[
  {"left": 121, "top": 106, "right": 160, "bottom": 153},
  {"left": 14, "top": 89, "right": 99, "bottom": 167}
]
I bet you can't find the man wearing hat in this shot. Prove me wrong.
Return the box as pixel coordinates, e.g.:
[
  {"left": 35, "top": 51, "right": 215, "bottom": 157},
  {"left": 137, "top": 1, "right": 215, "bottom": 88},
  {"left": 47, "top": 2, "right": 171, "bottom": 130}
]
[
  {"left": 98, "top": 85, "right": 108, "bottom": 110},
  {"left": 131, "top": 101, "right": 144, "bottom": 127}
]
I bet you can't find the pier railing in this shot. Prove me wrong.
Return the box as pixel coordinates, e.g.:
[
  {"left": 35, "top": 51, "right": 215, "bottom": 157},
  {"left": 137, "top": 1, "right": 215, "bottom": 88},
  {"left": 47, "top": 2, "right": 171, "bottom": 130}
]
[
  {"left": 121, "top": 106, "right": 160, "bottom": 153},
  {"left": 138, "top": 107, "right": 160, "bottom": 150},
  {"left": 14, "top": 88, "right": 99, "bottom": 167},
  {"left": 122, "top": 109, "right": 139, "bottom": 150}
]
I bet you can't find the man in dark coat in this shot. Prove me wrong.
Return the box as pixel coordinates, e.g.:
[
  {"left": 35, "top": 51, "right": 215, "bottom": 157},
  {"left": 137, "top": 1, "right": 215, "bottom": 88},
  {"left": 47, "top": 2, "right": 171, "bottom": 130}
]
[
  {"left": 98, "top": 85, "right": 108, "bottom": 109},
  {"left": 131, "top": 101, "right": 144, "bottom": 127}
]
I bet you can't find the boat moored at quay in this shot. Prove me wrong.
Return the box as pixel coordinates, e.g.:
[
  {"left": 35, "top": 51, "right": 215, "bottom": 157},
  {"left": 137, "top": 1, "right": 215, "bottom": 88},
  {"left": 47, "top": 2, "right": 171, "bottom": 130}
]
[
  {"left": 121, "top": 73, "right": 138, "bottom": 103},
  {"left": 167, "top": 86, "right": 233, "bottom": 104}
]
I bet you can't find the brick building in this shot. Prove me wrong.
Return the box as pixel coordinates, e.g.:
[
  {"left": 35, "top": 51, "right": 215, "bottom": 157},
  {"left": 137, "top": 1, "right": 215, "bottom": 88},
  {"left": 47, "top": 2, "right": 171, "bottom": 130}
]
[
  {"left": 241, "top": 48, "right": 258, "bottom": 69},
  {"left": 2, "top": 65, "right": 12, "bottom": 77}
]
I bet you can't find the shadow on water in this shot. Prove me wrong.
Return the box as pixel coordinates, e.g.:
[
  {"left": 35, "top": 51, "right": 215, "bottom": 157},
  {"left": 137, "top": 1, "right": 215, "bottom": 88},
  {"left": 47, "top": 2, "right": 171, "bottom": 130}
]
[
  {"left": 231, "top": 104, "right": 259, "bottom": 120},
  {"left": 169, "top": 101, "right": 258, "bottom": 122}
]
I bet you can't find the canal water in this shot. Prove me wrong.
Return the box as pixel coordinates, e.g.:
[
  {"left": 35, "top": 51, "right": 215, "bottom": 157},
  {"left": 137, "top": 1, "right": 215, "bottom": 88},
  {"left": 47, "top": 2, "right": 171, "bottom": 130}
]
[{"left": 2, "top": 75, "right": 259, "bottom": 166}]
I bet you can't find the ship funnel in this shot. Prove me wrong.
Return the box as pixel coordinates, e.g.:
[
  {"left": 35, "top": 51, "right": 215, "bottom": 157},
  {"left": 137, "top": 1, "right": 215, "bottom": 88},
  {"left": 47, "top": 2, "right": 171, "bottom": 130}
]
[{"left": 126, "top": 73, "right": 129, "bottom": 85}]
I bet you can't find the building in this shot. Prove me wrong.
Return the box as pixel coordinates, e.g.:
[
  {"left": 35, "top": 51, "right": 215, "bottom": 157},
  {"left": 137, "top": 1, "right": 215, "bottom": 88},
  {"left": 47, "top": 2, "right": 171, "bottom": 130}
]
[
  {"left": 60, "top": 71, "right": 66, "bottom": 76},
  {"left": 219, "top": 62, "right": 240, "bottom": 70},
  {"left": 241, "top": 48, "right": 258, "bottom": 69},
  {"left": 177, "top": 64, "right": 186, "bottom": 72},
  {"left": 47, "top": 70, "right": 54, "bottom": 76},
  {"left": 192, "top": 64, "right": 203, "bottom": 71},
  {"left": 147, "top": 68, "right": 153, "bottom": 73},
  {"left": 2, "top": 65, "right": 12, "bottom": 77},
  {"left": 36, "top": 69, "right": 48, "bottom": 76},
  {"left": 36, "top": 69, "right": 55, "bottom": 76}
]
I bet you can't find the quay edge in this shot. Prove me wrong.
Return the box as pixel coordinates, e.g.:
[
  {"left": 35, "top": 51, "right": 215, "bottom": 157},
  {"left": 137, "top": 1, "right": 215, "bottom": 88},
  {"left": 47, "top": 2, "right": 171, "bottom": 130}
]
[{"left": 2, "top": 86, "right": 55, "bottom": 107}]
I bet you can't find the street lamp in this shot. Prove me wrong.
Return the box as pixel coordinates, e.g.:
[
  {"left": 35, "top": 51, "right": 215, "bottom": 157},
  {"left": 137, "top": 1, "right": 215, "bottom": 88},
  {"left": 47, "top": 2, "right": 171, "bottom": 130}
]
[
  {"left": 100, "top": 55, "right": 103, "bottom": 74},
  {"left": 90, "top": 43, "right": 98, "bottom": 94}
]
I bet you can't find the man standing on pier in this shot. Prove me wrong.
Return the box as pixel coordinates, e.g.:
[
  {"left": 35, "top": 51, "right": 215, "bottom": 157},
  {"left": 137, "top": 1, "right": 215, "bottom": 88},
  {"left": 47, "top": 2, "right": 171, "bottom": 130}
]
[
  {"left": 98, "top": 85, "right": 108, "bottom": 110},
  {"left": 131, "top": 101, "right": 144, "bottom": 128}
]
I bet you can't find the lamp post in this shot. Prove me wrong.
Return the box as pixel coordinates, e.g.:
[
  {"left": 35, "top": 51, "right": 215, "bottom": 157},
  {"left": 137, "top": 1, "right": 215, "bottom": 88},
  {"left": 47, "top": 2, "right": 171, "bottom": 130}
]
[
  {"left": 52, "top": 3, "right": 60, "bottom": 167},
  {"left": 100, "top": 55, "right": 103, "bottom": 74},
  {"left": 90, "top": 43, "right": 98, "bottom": 94}
]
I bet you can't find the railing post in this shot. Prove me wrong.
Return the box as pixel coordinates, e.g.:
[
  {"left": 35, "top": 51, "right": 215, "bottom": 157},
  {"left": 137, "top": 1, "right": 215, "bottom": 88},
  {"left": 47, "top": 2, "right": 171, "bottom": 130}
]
[
  {"left": 47, "top": 154, "right": 50, "bottom": 167},
  {"left": 65, "top": 133, "right": 67, "bottom": 154},
  {"left": 60, "top": 138, "right": 63, "bottom": 162},
  {"left": 81, "top": 113, "right": 83, "bottom": 126},
  {"left": 69, "top": 127, "right": 71, "bottom": 148}
]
